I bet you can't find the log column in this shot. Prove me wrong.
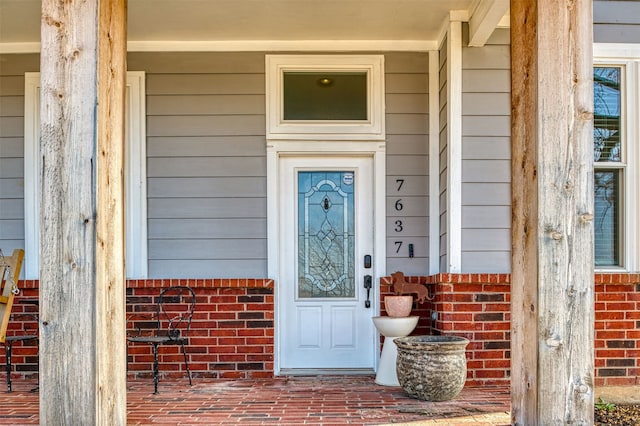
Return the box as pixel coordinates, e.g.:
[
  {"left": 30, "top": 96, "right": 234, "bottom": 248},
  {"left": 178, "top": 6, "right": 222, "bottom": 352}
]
[
  {"left": 39, "top": 0, "right": 127, "bottom": 423},
  {"left": 511, "top": 0, "right": 594, "bottom": 424}
]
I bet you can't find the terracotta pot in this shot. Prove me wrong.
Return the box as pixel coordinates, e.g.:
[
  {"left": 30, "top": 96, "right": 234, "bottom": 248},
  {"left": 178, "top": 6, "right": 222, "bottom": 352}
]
[{"left": 384, "top": 295, "right": 413, "bottom": 317}]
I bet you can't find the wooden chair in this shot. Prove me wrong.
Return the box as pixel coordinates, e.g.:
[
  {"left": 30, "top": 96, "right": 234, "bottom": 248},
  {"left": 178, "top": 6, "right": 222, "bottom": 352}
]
[
  {"left": 1, "top": 249, "right": 38, "bottom": 392},
  {"left": 127, "top": 286, "right": 196, "bottom": 394},
  {"left": 0, "top": 249, "right": 24, "bottom": 343}
]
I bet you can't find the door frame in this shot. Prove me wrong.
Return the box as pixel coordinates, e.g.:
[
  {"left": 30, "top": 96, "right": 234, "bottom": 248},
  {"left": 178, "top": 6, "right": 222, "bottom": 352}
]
[{"left": 266, "top": 141, "right": 386, "bottom": 375}]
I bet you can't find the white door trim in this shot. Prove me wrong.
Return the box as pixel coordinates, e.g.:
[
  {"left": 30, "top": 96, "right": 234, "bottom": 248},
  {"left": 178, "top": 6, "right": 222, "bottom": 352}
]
[{"left": 266, "top": 140, "right": 386, "bottom": 375}]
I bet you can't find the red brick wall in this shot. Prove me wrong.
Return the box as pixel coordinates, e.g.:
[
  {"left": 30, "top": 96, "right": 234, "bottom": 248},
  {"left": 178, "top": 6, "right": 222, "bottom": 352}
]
[
  {"left": 429, "top": 275, "right": 511, "bottom": 387},
  {"left": 126, "top": 279, "right": 274, "bottom": 379},
  {"left": 3, "top": 274, "right": 639, "bottom": 387},
  {"left": 1, "top": 287, "right": 39, "bottom": 377},
  {"left": 2, "top": 279, "right": 274, "bottom": 382},
  {"left": 410, "top": 273, "right": 639, "bottom": 387},
  {"left": 379, "top": 275, "right": 434, "bottom": 336},
  {"left": 595, "top": 274, "right": 640, "bottom": 386}
]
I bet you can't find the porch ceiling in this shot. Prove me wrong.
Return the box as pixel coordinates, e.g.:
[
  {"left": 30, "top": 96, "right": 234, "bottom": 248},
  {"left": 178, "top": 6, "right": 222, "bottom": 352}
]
[{"left": 0, "top": 0, "right": 509, "bottom": 51}]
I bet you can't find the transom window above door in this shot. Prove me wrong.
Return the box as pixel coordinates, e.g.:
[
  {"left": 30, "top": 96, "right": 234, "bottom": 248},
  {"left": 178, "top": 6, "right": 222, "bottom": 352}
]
[
  {"left": 266, "top": 55, "right": 385, "bottom": 140},
  {"left": 283, "top": 72, "right": 367, "bottom": 121}
]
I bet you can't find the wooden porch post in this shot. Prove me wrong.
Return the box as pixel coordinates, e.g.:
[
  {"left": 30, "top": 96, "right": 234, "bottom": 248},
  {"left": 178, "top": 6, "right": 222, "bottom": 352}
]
[
  {"left": 39, "top": 0, "right": 127, "bottom": 423},
  {"left": 511, "top": 0, "right": 594, "bottom": 424}
]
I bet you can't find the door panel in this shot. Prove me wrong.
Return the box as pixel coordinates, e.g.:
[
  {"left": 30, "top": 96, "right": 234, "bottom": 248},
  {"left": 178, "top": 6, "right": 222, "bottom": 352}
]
[{"left": 279, "top": 156, "right": 375, "bottom": 370}]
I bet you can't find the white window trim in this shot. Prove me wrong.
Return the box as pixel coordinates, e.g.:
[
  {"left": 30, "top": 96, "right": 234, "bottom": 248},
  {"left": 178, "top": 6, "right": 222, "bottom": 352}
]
[
  {"left": 446, "top": 18, "right": 463, "bottom": 273},
  {"left": 24, "top": 72, "right": 148, "bottom": 279},
  {"left": 265, "top": 55, "right": 385, "bottom": 140},
  {"left": 428, "top": 49, "right": 441, "bottom": 275},
  {"left": 594, "top": 44, "right": 640, "bottom": 272}
]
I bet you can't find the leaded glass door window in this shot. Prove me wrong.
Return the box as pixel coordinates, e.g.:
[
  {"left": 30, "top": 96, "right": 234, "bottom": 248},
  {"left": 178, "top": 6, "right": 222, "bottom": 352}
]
[{"left": 298, "top": 171, "right": 355, "bottom": 298}]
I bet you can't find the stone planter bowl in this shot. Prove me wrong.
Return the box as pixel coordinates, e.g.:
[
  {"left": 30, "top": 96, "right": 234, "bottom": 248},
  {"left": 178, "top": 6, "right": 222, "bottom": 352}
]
[
  {"left": 395, "top": 335, "right": 469, "bottom": 401},
  {"left": 384, "top": 295, "right": 413, "bottom": 317}
]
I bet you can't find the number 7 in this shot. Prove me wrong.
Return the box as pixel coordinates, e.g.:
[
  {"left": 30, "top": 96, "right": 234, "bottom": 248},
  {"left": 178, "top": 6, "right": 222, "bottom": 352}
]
[{"left": 394, "top": 241, "right": 403, "bottom": 253}]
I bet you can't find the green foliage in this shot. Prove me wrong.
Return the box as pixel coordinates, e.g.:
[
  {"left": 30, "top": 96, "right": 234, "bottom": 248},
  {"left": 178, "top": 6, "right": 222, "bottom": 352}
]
[{"left": 595, "top": 397, "right": 616, "bottom": 412}]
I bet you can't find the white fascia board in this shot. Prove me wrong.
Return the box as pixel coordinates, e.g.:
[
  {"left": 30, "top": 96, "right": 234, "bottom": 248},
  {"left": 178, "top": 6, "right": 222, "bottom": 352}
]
[
  {"left": 468, "top": 0, "right": 510, "bottom": 47},
  {"left": 2, "top": 39, "right": 439, "bottom": 54},
  {"left": 0, "top": 43, "right": 40, "bottom": 54},
  {"left": 128, "top": 40, "right": 438, "bottom": 52}
]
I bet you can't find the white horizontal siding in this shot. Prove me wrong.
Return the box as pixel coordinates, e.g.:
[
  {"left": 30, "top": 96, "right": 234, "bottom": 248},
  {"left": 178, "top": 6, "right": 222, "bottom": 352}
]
[
  {"left": 0, "top": 219, "right": 23, "bottom": 239},
  {"left": 385, "top": 53, "right": 430, "bottom": 275},
  {"left": 0, "top": 178, "right": 22, "bottom": 198},
  {"left": 147, "top": 94, "right": 265, "bottom": 115},
  {"left": 384, "top": 196, "right": 428, "bottom": 217},
  {"left": 594, "top": 0, "right": 640, "bottom": 43},
  {"left": 462, "top": 183, "right": 510, "bottom": 206},
  {"left": 462, "top": 69, "right": 510, "bottom": 93},
  {"left": 462, "top": 206, "right": 510, "bottom": 228},
  {"left": 0, "top": 76, "right": 24, "bottom": 96},
  {"left": 462, "top": 159, "right": 510, "bottom": 183},
  {"left": 386, "top": 238, "right": 428, "bottom": 257},
  {"left": 0, "top": 59, "right": 26, "bottom": 253},
  {"left": 148, "top": 136, "right": 265, "bottom": 157},
  {"left": 0, "top": 96, "right": 24, "bottom": 115},
  {"left": 149, "top": 239, "right": 266, "bottom": 259},
  {"left": 462, "top": 137, "right": 510, "bottom": 160},
  {"left": 387, "top": 155, "right": 428, "bottom": 176},
  {"left": 462, "top": 116, "right": 510, "bottom": 137},
  {"left": 462, "top": 93, "right": 509, "bottom": 115},
  {"left": 0, "top": 158, "right": 22, "bottom": 178},
  {"left": 386, "top": 74, "right": 428, "bottom": 94},
  {"left": 0, "top": 138, "right": 23, "bottom": 157},
  {"left": 144, "top": 52, "right": 435, "bottom": 278},
  {"left": 462, "top": 228, "right": 510, "bottom": 251},
  {"left": 147, "top": 74, "right": 264, "bottom": 95},
  {"left": 460, "top": 28, "right": 511, "bottom": 272},
  {"left": 386, "top": 94, "right": 428, "bottom": 114},
  {"left": 386, "top": 135, "right": 429, "bottom": 156},
  {"left": 138, "top": 46, "right": 263, "bottom": 286},
  {"left": 147, "top": 115, "right": 265, "bottom": 137},
  {"left": 461, "top": 251, "right": 510, "bottom": 273},
  {"left": 148, "top": 198, "right": 265, "bottom": 219},
  {"left": 0, "top": 117, "right": 23, "bottom": 137},
  {"left": 128, "top": 52, "right": 266, "bottom": 74},
  {"left": 149, "top": 260, "right": 267, "bottom": 279},
  {"left": 147, "top": 157, "right": 266, "bottom": 177},
  {"left": 149, "top": 218, "right": 266, "bottom": 239},
  {"left": 148, "top": 177, "right": 266, "bottom": 198},
  {"left": 0, "top": 199, "right": 23, "bottom": 219}
]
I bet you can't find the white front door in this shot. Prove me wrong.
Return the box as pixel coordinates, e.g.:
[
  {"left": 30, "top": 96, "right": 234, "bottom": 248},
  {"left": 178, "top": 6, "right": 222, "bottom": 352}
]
[{"left": 278, "top": 156, "right": 376, "bottom": 372}]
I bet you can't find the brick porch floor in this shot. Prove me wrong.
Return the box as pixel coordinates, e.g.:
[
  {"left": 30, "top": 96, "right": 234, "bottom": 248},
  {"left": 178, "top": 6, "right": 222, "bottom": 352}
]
[{"left": 0, "top": 376, "right": 510, "bottom": 425}]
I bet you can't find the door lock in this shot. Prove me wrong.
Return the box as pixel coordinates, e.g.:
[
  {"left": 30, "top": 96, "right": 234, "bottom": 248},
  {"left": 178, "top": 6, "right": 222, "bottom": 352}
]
[{"left": 364, "top": 275, "right": 372, "bottom": 308}]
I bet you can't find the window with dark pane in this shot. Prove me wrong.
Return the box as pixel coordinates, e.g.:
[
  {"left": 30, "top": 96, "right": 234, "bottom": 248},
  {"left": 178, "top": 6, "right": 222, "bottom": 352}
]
[
  {"left": 594, "top": 67, "right": 621, "bottom": 162},
  {"left": 283, "top": 72, "right": 367, "bottom": 120},
  {"left": 594, "top": 170, "right": 620, "bottom": 267},
  {"left": 593, "top": 66, "right": 622, "bottom": 267}
]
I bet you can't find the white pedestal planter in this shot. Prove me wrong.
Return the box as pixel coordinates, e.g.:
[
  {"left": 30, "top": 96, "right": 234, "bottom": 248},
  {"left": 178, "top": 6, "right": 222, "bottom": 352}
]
[{"left": 372, "top": 316, "right": 419, "bottom": 386}]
